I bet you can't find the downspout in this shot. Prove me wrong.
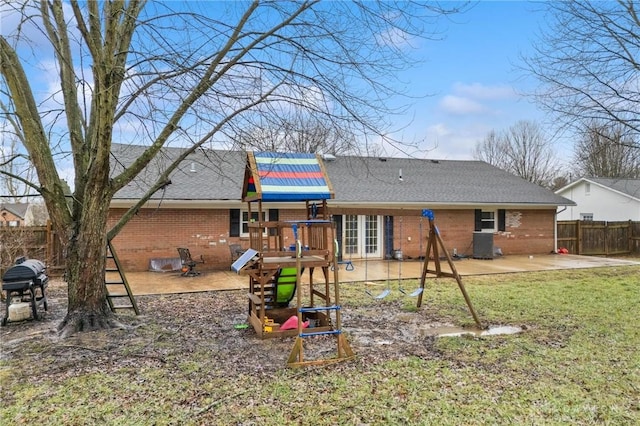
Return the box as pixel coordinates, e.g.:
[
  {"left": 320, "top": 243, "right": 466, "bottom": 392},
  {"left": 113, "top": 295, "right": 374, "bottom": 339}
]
[{"left": 555, "top": 206, "right": 567, "bottom": 253}]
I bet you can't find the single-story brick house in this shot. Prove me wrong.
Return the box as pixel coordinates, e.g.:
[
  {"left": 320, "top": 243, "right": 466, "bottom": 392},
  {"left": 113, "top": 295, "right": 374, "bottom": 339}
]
[
  {"left": 0, "top": 203, "right": 50, "bottom": 227},
  {"left": 109, "top": 144, "right": 575, "bottom": 272},
  {"left": 1, "top": 203, "right": 29, "bottom": 227}
]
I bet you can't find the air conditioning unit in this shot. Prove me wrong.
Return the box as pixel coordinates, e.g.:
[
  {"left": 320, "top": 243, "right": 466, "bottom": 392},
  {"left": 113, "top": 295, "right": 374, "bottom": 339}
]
[{"left": 473, "top": 232, "right": 494, "bottom": 259}]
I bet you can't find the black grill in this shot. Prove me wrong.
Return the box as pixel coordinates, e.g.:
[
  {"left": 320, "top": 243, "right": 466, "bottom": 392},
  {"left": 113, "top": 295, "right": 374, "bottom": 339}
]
[
  {"left": 3, "top": 258, "right": 47, "bottom": 287},
  {"left": 2, "top": 257, "right": 49, "bottom": 325}
]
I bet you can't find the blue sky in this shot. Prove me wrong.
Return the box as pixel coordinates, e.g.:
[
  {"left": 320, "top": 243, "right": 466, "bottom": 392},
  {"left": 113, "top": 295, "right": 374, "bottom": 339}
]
[
  {"left": 1, "top": 0, "right": 567, "bottom": 185},
  {"left": 384, "top": 1, "right": 560, "bottom": 161}
]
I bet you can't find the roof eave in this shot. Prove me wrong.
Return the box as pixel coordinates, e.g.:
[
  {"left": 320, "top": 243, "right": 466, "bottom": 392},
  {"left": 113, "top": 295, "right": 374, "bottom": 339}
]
[{"left": 110, "top": 199, "right": 575, "bottom": 209}]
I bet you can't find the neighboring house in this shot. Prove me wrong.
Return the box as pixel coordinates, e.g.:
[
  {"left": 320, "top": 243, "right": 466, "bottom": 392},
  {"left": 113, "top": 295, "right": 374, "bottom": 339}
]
[
  {"left": 555, "top": 177, "right": 640, "bottom": 221},
  {"left": 0, "top": 203, "right": 49, "bottom": 227},
  {"left": 24, "top": 203, "right": 50, "bottom": 226},
  {"left": 109, "top": 144, "right": 575, "bottom": 272},
  {"left": 0, "top": 203, "right": 29, "bottom": 227}
]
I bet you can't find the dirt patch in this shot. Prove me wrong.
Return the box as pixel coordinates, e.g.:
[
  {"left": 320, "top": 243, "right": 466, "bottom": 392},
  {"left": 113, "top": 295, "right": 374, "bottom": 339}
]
[{"left": 0, "top": 279, "right": 487, "bottom": 380}]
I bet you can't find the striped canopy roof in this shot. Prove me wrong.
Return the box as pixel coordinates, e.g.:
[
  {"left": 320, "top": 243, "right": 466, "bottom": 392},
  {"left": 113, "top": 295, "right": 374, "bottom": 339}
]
[{"left": 243, "top": 152, "right": 334, "bottom": 202}]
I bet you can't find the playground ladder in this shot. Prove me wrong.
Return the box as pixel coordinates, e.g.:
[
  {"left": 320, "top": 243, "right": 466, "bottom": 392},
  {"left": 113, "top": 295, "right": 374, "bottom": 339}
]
[
  {"left": 104, "top": 240, "right": 139, "bottom": 315},
  {"left": 286, "top": 304, "right": 355, "bottom": 367},
  {"left": 286, "top": 237, "right": 355, "bottom": 367}
]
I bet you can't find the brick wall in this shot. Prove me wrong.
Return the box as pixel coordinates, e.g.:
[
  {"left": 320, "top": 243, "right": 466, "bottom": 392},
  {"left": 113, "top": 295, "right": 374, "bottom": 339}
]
[
  {"left": 383, "top": 209, "right": 556, "bottom": 259},
  {"left": 1, "top": 209, "right": 23, "bottom": 227},
  {"left": 109, "top": 206, "right": 557, "bottom": 271},
  {"left": 108, "top": 208, "right": 235, "bottom": 272}
]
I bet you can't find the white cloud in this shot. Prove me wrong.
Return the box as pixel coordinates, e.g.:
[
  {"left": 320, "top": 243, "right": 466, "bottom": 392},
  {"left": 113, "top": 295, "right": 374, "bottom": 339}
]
[
  {"left": 425, "top": 123, "right": 452, "bottom": 138},
  {"left": 437, "top": 82, "right": 520, "bottom": 117},
  {"left": 452, "top": 82, "right": 518, "bottom": 100},
  {"left": 439, "top": 95, "right": 487, "bottom": 115},
  {"left": 419, "top": 121, "right": 496, "bottom": 160},
  {"left": 376, "top": 27, "right": 414, "bottom": 49}
]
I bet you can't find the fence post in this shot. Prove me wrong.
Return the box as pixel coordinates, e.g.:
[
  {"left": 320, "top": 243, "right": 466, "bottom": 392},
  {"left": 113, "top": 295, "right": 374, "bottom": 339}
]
[
  {"left": 576, "top": 220, "right": 581, "bottom": 255},
  {"left": 46, "top": 220, "right": 53, "bottom": 267}
]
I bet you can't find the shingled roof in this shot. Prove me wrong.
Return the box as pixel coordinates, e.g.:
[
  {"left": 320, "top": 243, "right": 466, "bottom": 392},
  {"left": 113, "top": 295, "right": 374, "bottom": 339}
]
[
  {"left": 111, "top": 144, "right": 573, "bottom": 207},
  {"left": 111, "top": 144, "right": 244, "bottom": 202},
  {"left": 323, "top": 156, "right": 572, "bottom": 206},
  {"left": 0, "top": 203, "right": 29, "bottom": 218},
  {"left": 557, "top": 177, "right": 640, "bottom": 202}
]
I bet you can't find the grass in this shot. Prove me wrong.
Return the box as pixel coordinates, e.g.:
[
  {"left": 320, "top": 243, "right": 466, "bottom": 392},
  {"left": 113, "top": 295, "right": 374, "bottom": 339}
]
[{"left": 1, "top": 265, "right": 639, "bottom": 425}]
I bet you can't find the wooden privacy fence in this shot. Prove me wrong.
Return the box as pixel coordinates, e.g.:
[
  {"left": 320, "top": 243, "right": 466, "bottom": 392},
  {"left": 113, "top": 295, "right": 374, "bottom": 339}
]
[
  {"left": 0, "top": 221, "right": 65, "bottom": 277},
  {"left": 557, "top": 220, "right": 640, "bottom": 256}
]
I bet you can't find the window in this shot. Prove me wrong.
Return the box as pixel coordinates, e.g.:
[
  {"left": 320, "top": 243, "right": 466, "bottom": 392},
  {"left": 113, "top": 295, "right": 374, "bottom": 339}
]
[
  {"left": 474, "top": 209, "right": 506, "bottom": 233},
  {"left": 241, "top": 210, "right": 268, "bottom": 237},
  {"left": 580, "top": 213, "right": 593, "bottom": 221},
  {"left": 230, "top": 208, "right": 278, "bottom": 238},
  {"left": 344, "top": 215, "right": 358, "bottom": 255},
  {"left": 585, "top": 182, "right": 591, "bottom": 195},
  {"left": 480, "top": 211, "right": 496, "bottom": 232}
]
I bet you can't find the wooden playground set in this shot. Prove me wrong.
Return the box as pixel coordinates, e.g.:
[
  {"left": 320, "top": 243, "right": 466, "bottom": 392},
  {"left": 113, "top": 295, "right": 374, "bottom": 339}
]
[{"left": 232, "top": 152, "right": 482, "bottom": 368}]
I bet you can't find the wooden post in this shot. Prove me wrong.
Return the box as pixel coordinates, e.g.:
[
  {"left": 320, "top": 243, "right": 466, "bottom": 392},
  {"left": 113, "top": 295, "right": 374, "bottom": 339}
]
[
  {"left": 416, "top": 211, "right": 483, "bottom": 329},
  {"left": 577, "top": 220, "right": 582, "bottom": 255}
]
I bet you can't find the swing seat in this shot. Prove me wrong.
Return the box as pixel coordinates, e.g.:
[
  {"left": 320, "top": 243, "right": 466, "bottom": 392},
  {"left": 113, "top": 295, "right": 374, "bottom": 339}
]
[
  {"left": 409, "top": 288, "right": 424, "bottom": 297},
  {"left": 375, "top": 289, "right": 391, "bottom": 299},
  {"left": 339, "top": 260, "right": 354, "bottom": 271},
  {"left": 331, "top": 260, "right": 354, "bottom": 271},
  {"left": 364, "top": 281, "right": 390, "bottom": 300},
  {"left": 400, "top": 286, "right": 424, "bottom": 297}
]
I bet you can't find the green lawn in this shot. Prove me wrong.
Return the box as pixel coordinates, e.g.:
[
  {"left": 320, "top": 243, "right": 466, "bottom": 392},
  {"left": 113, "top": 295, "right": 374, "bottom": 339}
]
[{"left": 1, "top": 265, "right": 638, "bottom": 425}]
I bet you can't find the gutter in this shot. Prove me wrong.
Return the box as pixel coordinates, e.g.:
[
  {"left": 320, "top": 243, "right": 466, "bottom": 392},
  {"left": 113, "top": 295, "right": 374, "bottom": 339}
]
[{"left": 554, "top": 206, "right": 568, "bottom": 253}]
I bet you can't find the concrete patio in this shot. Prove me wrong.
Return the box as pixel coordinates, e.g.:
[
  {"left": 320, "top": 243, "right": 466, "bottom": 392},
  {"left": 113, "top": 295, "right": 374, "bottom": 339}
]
[{"left": 124, "top": 254, "right": 640, "bottom": 296}]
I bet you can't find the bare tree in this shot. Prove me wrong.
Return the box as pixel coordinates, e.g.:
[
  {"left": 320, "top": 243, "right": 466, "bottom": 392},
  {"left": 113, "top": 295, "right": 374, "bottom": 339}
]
[
  {"left": 524, "top": 1, "right": 640, "bottom": 148},
  {"left": 550, "top": 175, "right": 570, "bottom": 192},
  {"left": 573, "top": 122, "right": 640, "bottom": 178},
  {"left": 232, "top": 113, "right": 357, "bottom": 155},
  {"left": 1, "top": 0, "right": 468, "bottom": 336},
  {"left": 0, "top": 133, "right": 36, "bottom": 202},
  {"left": 472, "top": 129, "right": 507, "bottom": 168},
  {"left": 473, "top": 120, "right": 561, "bottom": 188}
]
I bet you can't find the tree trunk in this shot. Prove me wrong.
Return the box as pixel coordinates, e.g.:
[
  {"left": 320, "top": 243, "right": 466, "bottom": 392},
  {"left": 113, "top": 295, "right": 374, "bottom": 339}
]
[{"left": 57, "top": 188, "right": 124, "bottom": 337}]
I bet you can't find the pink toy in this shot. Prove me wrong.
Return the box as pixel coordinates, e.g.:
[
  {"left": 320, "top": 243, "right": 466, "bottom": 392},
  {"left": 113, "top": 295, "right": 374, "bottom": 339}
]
[{"left": 280, "top": 315, "right": 309, "bottom": 330}]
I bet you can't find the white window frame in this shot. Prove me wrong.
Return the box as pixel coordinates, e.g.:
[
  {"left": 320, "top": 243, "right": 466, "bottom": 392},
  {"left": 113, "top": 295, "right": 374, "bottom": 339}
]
[
  {"left": 479, "top": 210, "right": 497, "bottom": 233},
  {"left": 580, "top": 213, "right": 593, "bottom": 221},
  {"left": 342, "top": 214, "right": 382, "bottom": 258},
  {"left": 585, "top": 182, "right": 591, "bottom": 196},
  {"left": 241, "top": 210, "right": 268, "bottom": 237}
]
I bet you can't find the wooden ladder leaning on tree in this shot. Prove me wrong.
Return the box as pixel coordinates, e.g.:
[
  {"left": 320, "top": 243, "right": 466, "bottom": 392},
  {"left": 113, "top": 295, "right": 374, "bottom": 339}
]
[{"left": 104, "top": 240, "right": 139, "bottom": 315}]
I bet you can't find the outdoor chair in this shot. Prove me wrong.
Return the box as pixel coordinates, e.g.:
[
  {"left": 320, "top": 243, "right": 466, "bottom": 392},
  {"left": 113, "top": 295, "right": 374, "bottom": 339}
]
[
  {"left": 229, "top": 243, "right": 244, "bottom": 262},
  {"left": 177, "top": 248, "right": 204, "bottom": 277}
]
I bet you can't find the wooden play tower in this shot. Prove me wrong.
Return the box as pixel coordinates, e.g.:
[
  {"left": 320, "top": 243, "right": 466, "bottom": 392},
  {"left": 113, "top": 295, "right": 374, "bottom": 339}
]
[{"left": 233, "top": 152, "right": 354, "bottom": 367}]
